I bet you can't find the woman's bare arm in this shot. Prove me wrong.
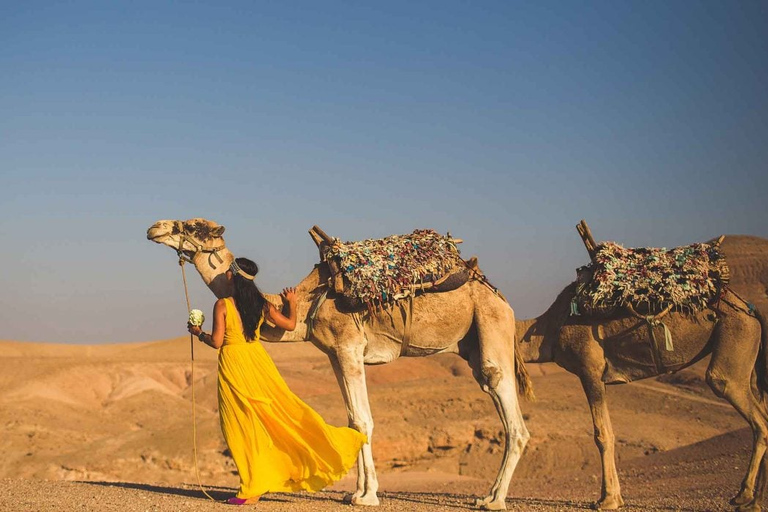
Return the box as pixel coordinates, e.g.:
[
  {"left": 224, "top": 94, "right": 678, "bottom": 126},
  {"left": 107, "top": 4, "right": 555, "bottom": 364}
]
[
  {"left": 188, "top": 299, "right": 226, "bottom": 349},
  {"left": 208, "top": 299, "right": 226, "bottom": 348},
  {"left": 265, "top": 287, "right": 297, "bottom": 331}
]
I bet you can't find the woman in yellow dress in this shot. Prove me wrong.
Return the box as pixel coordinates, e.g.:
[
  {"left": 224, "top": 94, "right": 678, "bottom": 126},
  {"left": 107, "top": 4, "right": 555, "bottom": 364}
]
[{"left": 187, "top": 257, "right": 367, "bottom": 505}]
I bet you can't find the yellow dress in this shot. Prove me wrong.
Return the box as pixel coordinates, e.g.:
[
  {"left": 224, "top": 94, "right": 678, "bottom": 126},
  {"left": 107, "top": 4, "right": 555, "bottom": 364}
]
[{"left": 217, "top": 297, "right": 367, "bottom": 499}]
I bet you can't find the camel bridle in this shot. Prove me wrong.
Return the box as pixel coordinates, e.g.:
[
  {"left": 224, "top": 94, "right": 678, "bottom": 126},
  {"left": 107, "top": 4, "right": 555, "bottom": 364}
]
[{"left": 174, "top": 224, "right": 226, "bottom": 266}]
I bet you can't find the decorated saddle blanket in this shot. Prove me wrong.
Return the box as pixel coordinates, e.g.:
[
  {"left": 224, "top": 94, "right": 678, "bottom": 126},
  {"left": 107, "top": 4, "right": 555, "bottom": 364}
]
[
  {"left": 573, "top": 239, "right": 729, "bottom": 315},
  {"left": 322, "top": 229, "right": 466, "bottom": 309}
]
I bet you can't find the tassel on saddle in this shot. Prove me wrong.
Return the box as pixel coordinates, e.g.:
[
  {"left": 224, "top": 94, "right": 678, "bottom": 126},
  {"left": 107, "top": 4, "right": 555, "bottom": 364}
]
[{"left": 625, "top": 302, "right": 675, "bottom": 351}]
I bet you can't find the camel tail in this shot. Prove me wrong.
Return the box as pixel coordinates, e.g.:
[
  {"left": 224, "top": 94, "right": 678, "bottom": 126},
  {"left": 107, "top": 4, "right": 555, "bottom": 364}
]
[{"left": 514, "top": 347, "right": 536, "bottom": 401}]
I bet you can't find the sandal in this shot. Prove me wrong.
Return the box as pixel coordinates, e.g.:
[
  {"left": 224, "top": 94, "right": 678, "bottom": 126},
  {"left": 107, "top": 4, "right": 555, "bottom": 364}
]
[{"left": 226, "top": 496, "right": 261, "bottom": 505}]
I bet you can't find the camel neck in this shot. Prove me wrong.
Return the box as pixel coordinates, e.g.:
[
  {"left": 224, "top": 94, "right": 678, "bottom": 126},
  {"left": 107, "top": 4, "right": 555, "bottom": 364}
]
[
  {"left": 192, "top": 247, "right": 234, "bottom": 299},
  {"left": 516, "top": 317, "right": 552, "bottom": 363},
  {"left": 259, "top": 266, "right": 324, "bottom": 343},
  {"left": 516, "top": 282, "right": 578, "bottom": 363}
]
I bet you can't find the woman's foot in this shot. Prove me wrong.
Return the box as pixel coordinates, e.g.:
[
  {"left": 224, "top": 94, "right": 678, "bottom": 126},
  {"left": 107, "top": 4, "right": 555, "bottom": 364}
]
[{"left": 226, "top": 496, "right": 260, "bottom": 505}]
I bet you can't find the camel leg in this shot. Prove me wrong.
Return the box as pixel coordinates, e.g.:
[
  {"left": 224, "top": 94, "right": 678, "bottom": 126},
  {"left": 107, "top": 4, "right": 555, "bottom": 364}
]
[
  {"left": 471, "top": 306, "right": 530, "bottom": 510},
  {"left": 328, "top": 348, "right": 380, "bottom": 507},
  {"left": 705, "top": 317, "right": 767, "bottom": 512},
  {"left": 749, "top": 456, "right": 768, "bottom": 512},
  {"left": 708, "top": 374, "right": 768, "bottom": 512},
  {"left": 579, "top": 373, "right": 624, "bottom": 510},
  {"left": 473, "top": 377, "right": 529, "bottom": 511}
]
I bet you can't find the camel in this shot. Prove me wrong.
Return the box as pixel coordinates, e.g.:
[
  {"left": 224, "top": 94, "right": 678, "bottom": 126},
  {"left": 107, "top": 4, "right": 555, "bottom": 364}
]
[
  {"left": 515, "top": 249, "right": 768, "bottom": 511},
  {"left": 147, "top": 218, "right": 533, "bottom": 510}
]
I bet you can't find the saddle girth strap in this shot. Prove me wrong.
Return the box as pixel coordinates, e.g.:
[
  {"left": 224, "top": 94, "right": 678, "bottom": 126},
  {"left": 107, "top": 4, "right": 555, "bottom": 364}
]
[
  {"left": 626, "top": 303, "right": 674, "bottom": 353},
  {"left": 400, "top": 294, "right": 414, "bottom": 356}
]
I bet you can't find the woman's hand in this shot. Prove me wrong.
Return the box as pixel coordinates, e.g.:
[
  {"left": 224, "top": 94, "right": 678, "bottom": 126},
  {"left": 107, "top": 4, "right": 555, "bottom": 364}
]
[
  {"left": 280, "top": 287, "right": 298, "bottom": 305},
  {"left": 187, "top": 322, "right": 202, "bottom": 337},
  {"left": 269, "top": 287, "right": 298, "bottom": 332}
]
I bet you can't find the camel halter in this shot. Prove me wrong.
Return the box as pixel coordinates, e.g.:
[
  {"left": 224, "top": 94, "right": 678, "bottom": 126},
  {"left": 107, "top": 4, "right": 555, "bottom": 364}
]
[
  {"left": 177, "top": 256, "right": 218, "bottom": 503},
  {"left": 176, "top": 231, "right": 226, "bottom": 266}
]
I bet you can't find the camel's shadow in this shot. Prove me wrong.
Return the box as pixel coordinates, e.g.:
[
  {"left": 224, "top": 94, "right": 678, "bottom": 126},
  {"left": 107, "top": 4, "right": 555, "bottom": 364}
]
[
  {"left": 378, "top": 492, "right": 597, "bottom": 510},
  {"left": 80, "top": 481, "right": 603, "bottom": 510}
]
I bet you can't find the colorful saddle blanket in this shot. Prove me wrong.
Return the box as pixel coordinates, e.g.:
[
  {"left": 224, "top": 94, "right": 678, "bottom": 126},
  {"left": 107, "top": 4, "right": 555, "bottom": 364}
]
[
  {"left": 322, "top": 229, "right": 465, "bottom": 309},
  {"left": 574, "top": 240, "right": 729, "bottom": 315}
]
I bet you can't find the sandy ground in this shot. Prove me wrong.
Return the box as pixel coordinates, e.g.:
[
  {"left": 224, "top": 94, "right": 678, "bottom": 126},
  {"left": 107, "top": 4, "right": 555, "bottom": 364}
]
[
  {"left": 0, "top": 234, "right": 766, "bottom": 511},
  {"left": 0, "top": 425, "right": 750, "bottom": 511},
  {"left": 0, "top": 340, "right": 752, "bottom": 511},
  {"left": 0, "top": 424, "right": 752, "bottom": 512}
]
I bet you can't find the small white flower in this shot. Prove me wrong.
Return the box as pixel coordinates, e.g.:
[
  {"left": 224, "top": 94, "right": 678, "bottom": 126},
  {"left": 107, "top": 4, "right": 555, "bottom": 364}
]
[{"left": 189, "top": 309, "right": 205, "bottom": 327}]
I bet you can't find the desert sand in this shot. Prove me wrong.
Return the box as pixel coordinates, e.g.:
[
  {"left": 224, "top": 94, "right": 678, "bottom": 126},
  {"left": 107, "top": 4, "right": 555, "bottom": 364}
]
[{"left": 1, "top": 235, "right": 766, "bottom": 511}]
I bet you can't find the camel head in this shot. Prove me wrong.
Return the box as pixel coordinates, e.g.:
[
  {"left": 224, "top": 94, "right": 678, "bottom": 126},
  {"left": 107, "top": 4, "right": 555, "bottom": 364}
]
[
  {"left": 147, "top": 218, "right": 227, "bottom": 259},
  {"left": 147, "top": 218, "right": 234, "bottom": 297}
]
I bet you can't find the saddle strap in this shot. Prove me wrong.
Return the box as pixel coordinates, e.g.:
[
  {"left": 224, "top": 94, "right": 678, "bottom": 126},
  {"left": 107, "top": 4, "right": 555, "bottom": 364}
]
[
  {"left": 719, "top": 288, "right": 757, "bottom": 317},
  {"left": 305, "top": 289, "right": 329, "bottom": 341},
  {"left": 399, "top": 294, "right": 414, "bottom": 356},
  {"left": 625, "top": 303, "right": 675, "bottom": 353}
]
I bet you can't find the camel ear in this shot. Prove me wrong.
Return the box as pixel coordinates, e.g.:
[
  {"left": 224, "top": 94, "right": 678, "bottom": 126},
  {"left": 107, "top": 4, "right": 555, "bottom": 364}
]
[{"left": 212, "top": 225, "right": 225, "bottom": 237}]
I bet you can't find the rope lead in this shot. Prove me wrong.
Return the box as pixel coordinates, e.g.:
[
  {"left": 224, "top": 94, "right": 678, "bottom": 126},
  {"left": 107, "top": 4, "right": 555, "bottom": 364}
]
[{"left": 178, "top": 257, "right": 217, "bottom": 502}]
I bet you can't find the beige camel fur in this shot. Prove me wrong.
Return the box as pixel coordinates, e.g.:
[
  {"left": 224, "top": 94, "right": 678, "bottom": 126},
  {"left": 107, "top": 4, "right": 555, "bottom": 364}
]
[
  {"left": 147, "top": 218, "right": 532, "bottom": 510},
  {"left": 516, "top": 278, "right": 768, "bottom": 512}
]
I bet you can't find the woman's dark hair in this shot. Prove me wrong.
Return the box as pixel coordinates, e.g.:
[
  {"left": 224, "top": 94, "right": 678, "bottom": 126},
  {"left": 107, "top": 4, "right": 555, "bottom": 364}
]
[{"left": 231, "top": 257, "right": 265, "bottom": 341}]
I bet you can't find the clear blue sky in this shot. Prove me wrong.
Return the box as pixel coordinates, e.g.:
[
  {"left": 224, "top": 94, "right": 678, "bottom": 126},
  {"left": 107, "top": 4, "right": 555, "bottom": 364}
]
[{"left": 1, "top": 1, "right": 766, "bottom": 344}]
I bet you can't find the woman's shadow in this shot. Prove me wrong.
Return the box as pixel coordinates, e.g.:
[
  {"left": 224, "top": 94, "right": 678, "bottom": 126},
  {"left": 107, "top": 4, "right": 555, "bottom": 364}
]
[
  {"left": 79, "top": 481, "right": 351, "bottom": 505},
  {"left": 81, "top": 480, "right": 233, "bottom": 501}
]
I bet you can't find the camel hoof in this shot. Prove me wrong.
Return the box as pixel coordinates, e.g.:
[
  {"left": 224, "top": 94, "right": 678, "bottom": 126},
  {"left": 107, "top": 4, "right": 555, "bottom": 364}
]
[
  {"left": 593, "top": 495, "right": 625, "bottom": 510},
  {"left": 351, "top": 494, "right": 380, "bottom": 506},
  {"left": 474, "top": 497, "right": 507, "bottom": 510},
  {"left": 731, "top": 490, "right": 755, "bottom": 506},
  {"left": 474, "top": 497, "right": 491, "bottom": 507},
  {"left": 735, "top": 503, "right": 761, "bottom": 512}
]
